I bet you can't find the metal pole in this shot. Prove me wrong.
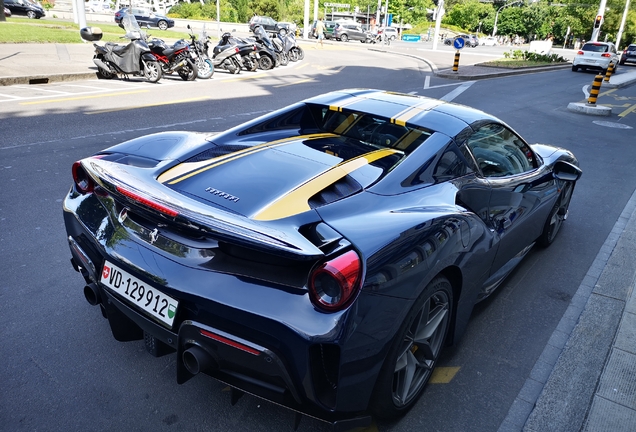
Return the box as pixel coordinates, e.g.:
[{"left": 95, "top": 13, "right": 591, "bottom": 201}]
[
  {"left": 216, "top": 0, "right": 220, "bottom": 39},
  {"left": 591, "top": 0, "right": 608, "bottom": 42},
  {"left": 376, "top": 0, "right": 381, "bottom": 31},
  {"left": 313, "top": 0, "right": 318, "bottom": 23},
  {"left": 303, "top": 0, "right": 310, "bottom": 39},
  {"left": 432, "top": 0, "right": 444, "bottom": 50},
  {"left": 615, "top": 0, "right": 630, "bottom": 49}
]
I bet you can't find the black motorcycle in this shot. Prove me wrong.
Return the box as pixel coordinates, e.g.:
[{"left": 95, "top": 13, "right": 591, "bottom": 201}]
[
  {"left": 148, "top": 37, "right": 197, "bottom": 81},
  {"left": 80, "top": 16, "right": 162, "bottom": 83},
  {"left": 185, "top": 25, "right": 214, "bottom": 79},
  {"left": 247, "top": 25, "right": 278, "bottom": 70}
]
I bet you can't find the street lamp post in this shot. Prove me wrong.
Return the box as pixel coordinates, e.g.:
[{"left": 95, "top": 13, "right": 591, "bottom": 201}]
[{"left": 492, "top": 0, "right": 521, "bottom": 37}]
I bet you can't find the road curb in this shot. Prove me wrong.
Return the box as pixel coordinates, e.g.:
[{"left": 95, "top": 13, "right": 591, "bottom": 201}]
[{"left": 0, "top": 72, "right": 98, "bottom": 86}]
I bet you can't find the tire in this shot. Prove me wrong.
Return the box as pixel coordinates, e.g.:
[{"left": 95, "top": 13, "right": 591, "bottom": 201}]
[
  {"left": 157, "top": 20, "right": 168, "bottom": 31},
  {"left": 259, "top": 55, "right": 273, "bottom": 70},
  {"left": 289, "top": 49, "right": 298, "bottom": 62},
  {"left": 537, "top": 182, "right": 574, "bottom": 247},
  {"left": 27, "top": 11, "right": 36, "bottom": 19},
  {"left": 572, "top": 65, "right": 578, "bottom": 71},
  {"left": 340, "top": 34, "right": 349, "bottom": 42},
  {"left": 178, "top": 59, "right": 197, "bottom": 81},
  {"left": 143, "top": 60, "right": 162, "bottom": 83},
  {"left": 280, "top": 52, "right": 289, "bottom": 66},
  {"left": 370, "top": 276, "right": 453, "bottom": 420},
  {"left": 96, "top": 67, "right": 114, "bottom": 79},
  {"left": 195, "top": 58, "right": 214, "bottom": 79},
  {"left": 294, "top": 46, "right": 304, "bottom": 60}
]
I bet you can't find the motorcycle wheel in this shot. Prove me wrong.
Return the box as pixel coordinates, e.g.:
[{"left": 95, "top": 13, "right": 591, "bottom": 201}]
[
  {"left": 294, "top": 47, "right": 304, "bottom": 60},
  {"left": 143, "top": 60, "right": 162, "bottom": 83},
  {"left": 178, "top": 58, "right": 197, "bottom": 81},
  {"left": 280, "top": 52, "right": 289, "bottom": 66},
  {"left": 259, "top": 55, "right": 274, "bottom": 70},
  {"left": 289, "top": 50, "right": 298, "bottom": 62},
  {"left": 195, "top": 58, "right": 214, "bottom": 79},
  {"left": 96, "top": 67, "right": 114, "bottom": 80}
]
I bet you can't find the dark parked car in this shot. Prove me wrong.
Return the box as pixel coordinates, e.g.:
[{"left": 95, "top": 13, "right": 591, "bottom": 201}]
[
  {"left": 619, "top": 43, "right": 636, "bottom": 65},
  {"left": 114, "top": 8, "right": 174, "bottom": 30},
  {"left": 333, "top": 22, "right": 372, "bottom": 42},
  {"left": 4, "top": 6, "right": 11, "bottom": 17},
  {"left": 63, "top": 89, "right": 580, "bottom": 427},
  {"left": 248, "top": 15, "right": 284, "bottom": 33},
  {"left": 4, "top": 0, "right": 45, "bottom": 19}
]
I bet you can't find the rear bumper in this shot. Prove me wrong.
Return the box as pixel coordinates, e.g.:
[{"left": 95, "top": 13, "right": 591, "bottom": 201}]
[{"left": 62, "top": 190, "right": 406, "bottom": 424}]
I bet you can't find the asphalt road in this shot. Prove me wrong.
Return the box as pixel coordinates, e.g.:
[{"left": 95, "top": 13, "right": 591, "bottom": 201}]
[{"left": 1, "top": 45, "right": 636, "bottom": 432}]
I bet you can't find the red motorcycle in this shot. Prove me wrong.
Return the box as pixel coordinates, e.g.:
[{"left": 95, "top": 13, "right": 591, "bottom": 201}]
[{"left": 147, "top": 37, "right": 197, "bottom": 81}]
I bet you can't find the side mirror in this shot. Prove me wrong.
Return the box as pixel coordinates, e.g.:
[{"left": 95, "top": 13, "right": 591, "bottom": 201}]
[{"left": 553, "top": 160, "right": 582, "bottom": 182}]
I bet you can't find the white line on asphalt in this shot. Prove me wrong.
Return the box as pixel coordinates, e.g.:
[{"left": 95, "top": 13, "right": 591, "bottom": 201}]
[
  {"left": 440, "top": 81, "right": 476, "bottom": 102},
  {"left": 0, "top": 93, "right": 23, "bottom": 100},
  {"left": 583, "top": 85, "right": 590, "bottom": 99},
  {"left": 423, "top": 75, "right": 466, "bottom": 90},
  {"left": 13, "top": 86, "right": 72, "bottom": 95}
]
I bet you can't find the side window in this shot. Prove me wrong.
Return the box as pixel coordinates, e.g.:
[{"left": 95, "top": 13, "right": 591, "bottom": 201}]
[
  {"left": 467, "top": 124, "right": 535, "bottom": 178},
  {"left": 433, "top": 146, "right": 472, "bottom": 181}
]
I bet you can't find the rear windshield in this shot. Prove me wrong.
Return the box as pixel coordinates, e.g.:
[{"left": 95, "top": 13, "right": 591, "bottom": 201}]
[{"left": 582, "top": 43, "right": 609, "bottom": 52}]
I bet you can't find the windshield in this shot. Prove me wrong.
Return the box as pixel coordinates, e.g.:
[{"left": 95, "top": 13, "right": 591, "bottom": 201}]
[{"left": 122, "top": 13, "right": 142, "bottom": 34}]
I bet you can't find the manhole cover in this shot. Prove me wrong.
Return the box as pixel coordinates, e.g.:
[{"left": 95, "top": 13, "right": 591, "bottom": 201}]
[{"left": 592, "top": 121, "right": 633, "bottom": 129}]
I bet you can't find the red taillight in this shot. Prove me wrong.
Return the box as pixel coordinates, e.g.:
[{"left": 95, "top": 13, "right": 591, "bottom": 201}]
[
  {"left": 116, "top": 186, "right": 179, "bottom": 217},
  {"left": 576, "top": 50, "right": 584, "bottom": 55},
  {"left": 309, "top": 250, "right": 362, "bottom": 312},
  {"left": 72, "top": 161, "right": 94, "bottom": 194},
  {"left": 601, "top": 53, "right": 611, "bottom": 57}
]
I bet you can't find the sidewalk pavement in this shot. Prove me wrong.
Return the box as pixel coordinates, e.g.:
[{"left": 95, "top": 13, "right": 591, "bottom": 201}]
[{"left": 1, "top": 41, "right": 636, "bottom": 432}]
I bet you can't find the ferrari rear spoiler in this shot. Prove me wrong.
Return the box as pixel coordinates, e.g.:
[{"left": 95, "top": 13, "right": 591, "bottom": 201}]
[{"left": 83, "top": 158, "right": 325, "bottom": 260}]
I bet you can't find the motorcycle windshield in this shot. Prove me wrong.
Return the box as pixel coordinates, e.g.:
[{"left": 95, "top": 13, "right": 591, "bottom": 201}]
[
  {"left": 122, "top": 13, "right": 143, "bottom": 38},
  {"left": 254, "top": 26, "right": 271, "bottom": 43},
  {"left": 200, "top": 24, "right": 208, "bottom": 41}
]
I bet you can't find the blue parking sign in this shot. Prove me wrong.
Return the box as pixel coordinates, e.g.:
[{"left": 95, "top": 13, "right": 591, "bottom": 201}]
[{"left": 453, "top": 37, "right": 465, "bottom": 50}]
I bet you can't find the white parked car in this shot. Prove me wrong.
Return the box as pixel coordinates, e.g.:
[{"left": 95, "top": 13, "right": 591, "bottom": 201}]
[
  {"left": 572, "top": 41, "right": 619, "bottom": 73},
  {"left": 380, "top": 27, "right": 399, "bottom": 41},
  {"left": 481, "top": 36, "right": 499, "bottom": 46}
]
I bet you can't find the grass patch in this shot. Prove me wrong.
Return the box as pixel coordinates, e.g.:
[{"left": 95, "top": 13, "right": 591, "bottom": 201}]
[
  {"left": 479, "top": 59, "right": 564, "bottom": 69},
  {"left": 0, "top": 17, "right": 191, "bottom": 43}
]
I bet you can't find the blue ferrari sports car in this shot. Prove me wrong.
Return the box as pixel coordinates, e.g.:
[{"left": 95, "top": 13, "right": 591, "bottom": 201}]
[{"left": 63, "top": 89, "right": 581, "bottom": 429}]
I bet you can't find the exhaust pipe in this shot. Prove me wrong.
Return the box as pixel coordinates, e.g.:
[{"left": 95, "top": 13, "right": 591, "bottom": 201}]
[
  {"left": 83, "top": 283, "right": 100, "bottom": 306},
  {"left": 93, "top": 58, "right": 113, "bottom": 73},
  {"left": 183, "top": 345, "right": 216, "bottom": 375}
]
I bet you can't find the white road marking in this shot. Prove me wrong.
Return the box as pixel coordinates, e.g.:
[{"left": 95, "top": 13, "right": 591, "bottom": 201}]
[
  {"left": 583, "top": 85, "right": 590, "bottom": 99},
  {"left": 440, "top": 81, "right": 476, "bottom": 102}
]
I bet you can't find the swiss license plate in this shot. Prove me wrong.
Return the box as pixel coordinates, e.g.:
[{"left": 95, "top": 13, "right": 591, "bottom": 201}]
[{"left": 101, "top": 261, "right": 178, "bottom": 328}]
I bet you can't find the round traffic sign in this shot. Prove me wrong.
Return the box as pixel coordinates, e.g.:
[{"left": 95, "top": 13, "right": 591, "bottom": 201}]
[{"left": 453, "top": 37, "right": 465, "bottom": 50}]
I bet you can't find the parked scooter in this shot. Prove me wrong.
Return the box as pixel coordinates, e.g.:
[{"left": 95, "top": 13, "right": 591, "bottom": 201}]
[
  {"left": 225, "top": 35, "right": 260, "bottom": 71},
  {"left": 249, "top": 25, "right": 279, "bottom": 70},
  {"left": 80, "top": 15, "right": 162, "bottom": 83},
  {"left": 212, "top": 33, "right": 244, "bottom": 74},
  {"left": 185, "top": 24, "right": 214, "bottom": 79},
  {"left": 147, "top": 36, "right": 197, "bottom": 81},
  {"left": 275, "top": 30, "right": 303, "bottom": 62}
]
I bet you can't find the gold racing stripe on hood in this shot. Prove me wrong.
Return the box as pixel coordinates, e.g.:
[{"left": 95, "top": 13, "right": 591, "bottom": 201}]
[
  {"left": 158, "top": 133, "right": 336, "bottom": 185},
  {"left": 253, "top": 148, "right": 400, "bottom": 221}
]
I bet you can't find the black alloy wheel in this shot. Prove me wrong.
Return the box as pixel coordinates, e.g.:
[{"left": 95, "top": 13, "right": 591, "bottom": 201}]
[
  {"left": 538, "top": 182, "right": 574, "bottom": 247},
  {"left": 178, "top": 58, "right": 197, "bottom": 81},
  {"left": 158, "top": 20, "right": 168, "bottom": 31},
  {"left": 371, "top": 276, "right": 452, "bottom": 419},
  {"left": 259, "top": 55, "right": 273, "bottom": 70},
  {"left": 96, "top": 67, "right": 114, "bottom": 79}
]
